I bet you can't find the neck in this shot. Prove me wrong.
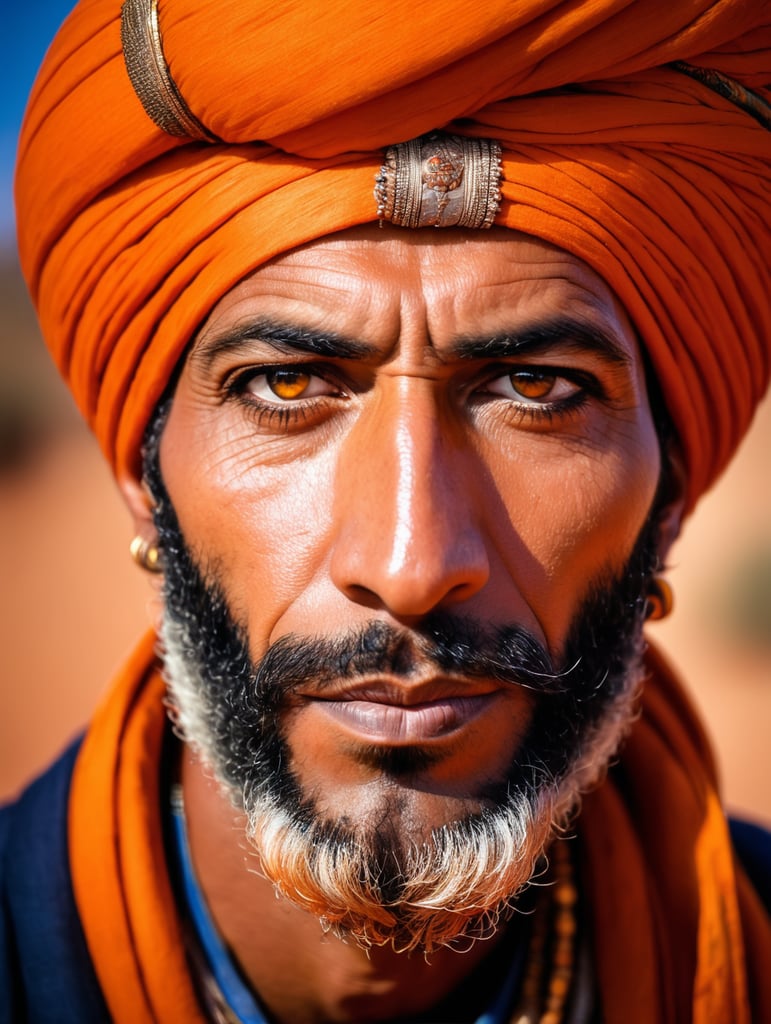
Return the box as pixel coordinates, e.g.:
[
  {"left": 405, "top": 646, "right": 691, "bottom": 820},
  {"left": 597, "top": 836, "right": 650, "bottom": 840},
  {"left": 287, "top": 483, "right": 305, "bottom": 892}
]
[{"left": 180, "top": 749, "right": 525, "bottom": 1024}]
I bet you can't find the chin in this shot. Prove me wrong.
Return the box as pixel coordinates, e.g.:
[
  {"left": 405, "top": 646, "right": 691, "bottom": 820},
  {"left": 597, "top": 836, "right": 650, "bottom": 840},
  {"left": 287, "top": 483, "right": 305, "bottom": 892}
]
[{"left": 239, "top": 670, "right": 642, "bottom": 953}]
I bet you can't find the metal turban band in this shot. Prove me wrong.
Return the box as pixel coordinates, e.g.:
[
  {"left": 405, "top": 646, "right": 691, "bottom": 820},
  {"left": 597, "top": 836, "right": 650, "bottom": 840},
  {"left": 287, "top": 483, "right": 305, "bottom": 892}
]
[
  {"left": 375, "top": 133, "right": 502, "bottom": 229},
  {"left": 121, "top": 0, "right": 217, "bottom": 141}
]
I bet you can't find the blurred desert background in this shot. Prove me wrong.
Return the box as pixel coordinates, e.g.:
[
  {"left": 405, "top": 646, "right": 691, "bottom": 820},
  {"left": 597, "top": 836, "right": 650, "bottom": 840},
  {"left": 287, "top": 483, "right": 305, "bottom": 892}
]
[{"left": 1, "top": 250, "right": 769, "bottom": 823}]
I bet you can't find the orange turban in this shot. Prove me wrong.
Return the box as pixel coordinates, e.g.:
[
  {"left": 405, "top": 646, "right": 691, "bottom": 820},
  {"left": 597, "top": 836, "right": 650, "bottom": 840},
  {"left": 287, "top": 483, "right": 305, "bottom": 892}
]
[{"left": 15, "top": 0, "right": 771, "bottom": 509}]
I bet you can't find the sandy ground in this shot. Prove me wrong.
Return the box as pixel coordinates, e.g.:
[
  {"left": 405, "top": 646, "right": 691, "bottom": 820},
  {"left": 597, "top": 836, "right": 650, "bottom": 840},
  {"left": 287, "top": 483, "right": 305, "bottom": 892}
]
[{"left": 1, "top": 400, "right": 769, "bottom": 825}]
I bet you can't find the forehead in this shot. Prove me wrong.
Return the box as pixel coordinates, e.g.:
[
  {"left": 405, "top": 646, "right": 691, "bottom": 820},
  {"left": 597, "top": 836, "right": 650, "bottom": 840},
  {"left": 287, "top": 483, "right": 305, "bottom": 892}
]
[{"left": 193, "top": 225, "right": 641, "bottom": 360}]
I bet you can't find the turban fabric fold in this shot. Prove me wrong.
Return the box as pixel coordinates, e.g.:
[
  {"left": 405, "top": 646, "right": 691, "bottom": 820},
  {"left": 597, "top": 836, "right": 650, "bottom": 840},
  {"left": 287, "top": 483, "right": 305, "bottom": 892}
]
[{"left": 14, "top": 0, "right": 771, "bottom": 510}]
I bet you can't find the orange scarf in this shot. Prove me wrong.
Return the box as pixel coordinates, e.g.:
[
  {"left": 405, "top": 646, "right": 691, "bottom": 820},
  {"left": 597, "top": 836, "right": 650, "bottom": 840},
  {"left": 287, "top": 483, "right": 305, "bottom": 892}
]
[{"left": 69, "top": 633, "right": 771, "bottom": 1022}]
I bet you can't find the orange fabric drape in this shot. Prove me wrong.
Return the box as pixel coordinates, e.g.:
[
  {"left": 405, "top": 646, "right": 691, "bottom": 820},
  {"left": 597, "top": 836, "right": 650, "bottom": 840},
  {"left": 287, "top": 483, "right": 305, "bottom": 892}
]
[
  {"left": 68, "top": 632, "right": 206, "bottom": 1022},
  {"left": 15, "top": 0, "right": 771, "bottom": 511},
  {"left": 579, "top": 645, "right": 771, "bottom": 1023},
  {"left": 68, "top": 636, "right": 771, "bottom": 1022}
]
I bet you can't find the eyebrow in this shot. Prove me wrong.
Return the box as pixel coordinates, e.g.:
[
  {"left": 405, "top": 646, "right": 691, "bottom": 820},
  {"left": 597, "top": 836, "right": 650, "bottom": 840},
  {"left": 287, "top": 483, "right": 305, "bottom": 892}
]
[
  {"left": 194, "top": 314, "right": 632, "bottom": 369},
  {"left": 194, "top": 317, "right": 377, "bottom": 367},
  {"left": 450, "top": 317, "right": 632, "bottom": 367}
]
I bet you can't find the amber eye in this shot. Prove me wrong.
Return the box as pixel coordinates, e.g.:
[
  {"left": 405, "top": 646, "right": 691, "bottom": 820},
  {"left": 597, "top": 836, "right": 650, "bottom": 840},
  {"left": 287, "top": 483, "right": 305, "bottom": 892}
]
[
  {"left": 266, "top": 368, "right": 312, "bottom": 400},
  {"left": 509, "top": 370, "right": 556, "bottom": 400}
]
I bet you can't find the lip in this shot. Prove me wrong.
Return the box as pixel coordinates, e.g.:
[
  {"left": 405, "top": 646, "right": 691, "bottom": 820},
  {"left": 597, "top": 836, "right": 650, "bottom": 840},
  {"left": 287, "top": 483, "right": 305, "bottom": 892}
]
[
  {"left": 297, "top": 676, "right": 499, "bottom": 706},
  {"left": 311, "top": 692, "right": 499, "bottom": 743}
]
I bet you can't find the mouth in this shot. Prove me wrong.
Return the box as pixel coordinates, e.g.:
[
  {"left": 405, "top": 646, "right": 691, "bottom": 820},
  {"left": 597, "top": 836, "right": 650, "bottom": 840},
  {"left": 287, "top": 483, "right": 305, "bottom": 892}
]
[
  {"left": 302, "top": 678, "right": 506, "bottom": 744},
  {"left": 315, "top": 694, "right": 498, "bottom": 742}
]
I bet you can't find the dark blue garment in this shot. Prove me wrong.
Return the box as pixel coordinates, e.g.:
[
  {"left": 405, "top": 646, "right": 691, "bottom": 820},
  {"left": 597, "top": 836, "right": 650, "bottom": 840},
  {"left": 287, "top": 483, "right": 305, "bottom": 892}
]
[
  {"left": 730, "top": 817, "right": 771, "bottom": 915},
  {"left": 0, "top": 739, "right": 109, "bottom": 1023}
]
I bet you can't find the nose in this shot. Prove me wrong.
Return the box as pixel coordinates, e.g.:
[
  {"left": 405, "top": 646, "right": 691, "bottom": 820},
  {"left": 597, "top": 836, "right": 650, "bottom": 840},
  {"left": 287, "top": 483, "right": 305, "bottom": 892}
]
[{"left": 329, "top": 380, "right": 490, "bottom": 620}]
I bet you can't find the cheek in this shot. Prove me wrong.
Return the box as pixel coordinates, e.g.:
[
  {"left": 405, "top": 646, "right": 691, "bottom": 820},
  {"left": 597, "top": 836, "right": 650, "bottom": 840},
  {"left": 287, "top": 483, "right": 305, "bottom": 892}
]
[
  {"left": 490, "top": 425, "right": 661, "bottom": 640},
  {"left": 161, "top": 413, "right": 340, "bottom": 640}
]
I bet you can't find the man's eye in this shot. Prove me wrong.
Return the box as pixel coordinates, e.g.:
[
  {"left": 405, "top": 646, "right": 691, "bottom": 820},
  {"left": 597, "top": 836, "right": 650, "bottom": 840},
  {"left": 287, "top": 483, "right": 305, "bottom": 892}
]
[
  {"left": 485, "top": 369, "right": 578, "bottom": 404},
  {"left": 245, "top": 367, "right": 334, "bottom": 402}
]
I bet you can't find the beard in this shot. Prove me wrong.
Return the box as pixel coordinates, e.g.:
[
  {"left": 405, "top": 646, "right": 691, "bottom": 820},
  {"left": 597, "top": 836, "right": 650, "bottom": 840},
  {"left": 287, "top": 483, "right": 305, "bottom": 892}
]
[{"left": 145, "top": 420, "right": 660, "bottom": 953}]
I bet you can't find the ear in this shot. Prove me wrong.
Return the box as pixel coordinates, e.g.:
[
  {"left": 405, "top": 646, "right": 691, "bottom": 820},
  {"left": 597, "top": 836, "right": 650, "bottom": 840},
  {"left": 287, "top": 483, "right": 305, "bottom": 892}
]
[
  {"left": 118, "top": 471, "right": 157, "bottom": 542},
  {"left": 655, "top": 443, "right": 687, "bottom": 568},
  {"left": 119, "top": 472, "right": 165, "bottom": 630}
]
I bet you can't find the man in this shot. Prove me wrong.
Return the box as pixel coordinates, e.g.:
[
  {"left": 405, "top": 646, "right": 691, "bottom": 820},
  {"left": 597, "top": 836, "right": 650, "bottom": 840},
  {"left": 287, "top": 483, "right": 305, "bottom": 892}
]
[{"left": 3, "top": 0, "right": 770, "bottom": 1021}]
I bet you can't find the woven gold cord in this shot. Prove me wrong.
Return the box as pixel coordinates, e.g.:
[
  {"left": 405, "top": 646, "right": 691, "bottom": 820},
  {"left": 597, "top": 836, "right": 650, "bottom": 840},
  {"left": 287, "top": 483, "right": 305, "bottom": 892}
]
[{"left": 121, "top": 0, "right": 218, "bottom": 141}]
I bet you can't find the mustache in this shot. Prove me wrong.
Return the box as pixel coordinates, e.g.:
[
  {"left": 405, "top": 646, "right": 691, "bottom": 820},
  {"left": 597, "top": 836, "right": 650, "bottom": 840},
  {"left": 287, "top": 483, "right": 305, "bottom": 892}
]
[{"left": 251, "top": 615, "right": 595, "bottom": 707}]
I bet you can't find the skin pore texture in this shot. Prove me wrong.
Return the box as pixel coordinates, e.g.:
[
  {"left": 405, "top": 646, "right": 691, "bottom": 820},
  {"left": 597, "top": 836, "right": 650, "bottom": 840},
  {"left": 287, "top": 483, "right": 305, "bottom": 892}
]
[{"left": 124, "top": 226, "right": 681, "bottom": 1024}]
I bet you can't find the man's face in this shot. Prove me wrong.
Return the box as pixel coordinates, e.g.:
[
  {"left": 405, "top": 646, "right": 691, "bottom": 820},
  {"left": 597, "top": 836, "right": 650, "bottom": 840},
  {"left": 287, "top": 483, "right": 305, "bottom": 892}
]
[{"left": 154, "top": 226, "right": 664, "bottom": 947}]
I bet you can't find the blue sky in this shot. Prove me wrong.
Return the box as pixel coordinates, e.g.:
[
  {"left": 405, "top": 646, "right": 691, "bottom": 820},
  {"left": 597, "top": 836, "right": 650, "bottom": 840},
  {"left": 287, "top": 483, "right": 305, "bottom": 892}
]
[{"left": 1, "top": 3, "right": 75, "bottom": 250}]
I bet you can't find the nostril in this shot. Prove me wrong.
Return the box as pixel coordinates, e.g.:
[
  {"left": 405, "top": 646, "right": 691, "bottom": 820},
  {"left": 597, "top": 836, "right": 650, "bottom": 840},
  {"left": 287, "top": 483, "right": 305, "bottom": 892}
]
[{"left": 340, "top": 583, "right": 391, "bottom": 612}]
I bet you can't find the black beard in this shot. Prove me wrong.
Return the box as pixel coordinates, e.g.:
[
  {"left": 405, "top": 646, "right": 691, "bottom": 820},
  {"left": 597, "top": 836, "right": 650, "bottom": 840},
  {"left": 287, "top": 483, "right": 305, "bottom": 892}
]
[{"left": 144, "top": 414, "right": 660, "bottom": 831}]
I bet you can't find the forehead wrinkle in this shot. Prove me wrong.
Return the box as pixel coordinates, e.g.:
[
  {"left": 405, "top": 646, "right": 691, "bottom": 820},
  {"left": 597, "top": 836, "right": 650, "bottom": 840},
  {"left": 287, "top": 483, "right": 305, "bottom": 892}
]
[
  {"left": 460, "top": 267, "right": 622, "bottom": 319},
  {"left": 417, "top": 261, "right": 629, "bottom": 357}
]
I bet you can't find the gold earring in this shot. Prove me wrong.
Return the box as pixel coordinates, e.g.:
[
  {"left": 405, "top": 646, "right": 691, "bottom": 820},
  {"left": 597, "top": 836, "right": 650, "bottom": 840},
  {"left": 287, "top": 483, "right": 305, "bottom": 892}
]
[
  {"left": 129, "top": 535, "right": 162, "bottom": 573},
  {"left": 646, "top": 577, "right": 674, "bottom": 620}
]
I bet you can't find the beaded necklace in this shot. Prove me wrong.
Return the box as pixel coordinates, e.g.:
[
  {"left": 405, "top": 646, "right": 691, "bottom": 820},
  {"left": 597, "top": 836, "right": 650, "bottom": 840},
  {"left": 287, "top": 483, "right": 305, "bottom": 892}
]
[{"left": 510, "top": 839, "right": 578, "bottom": 1024}]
